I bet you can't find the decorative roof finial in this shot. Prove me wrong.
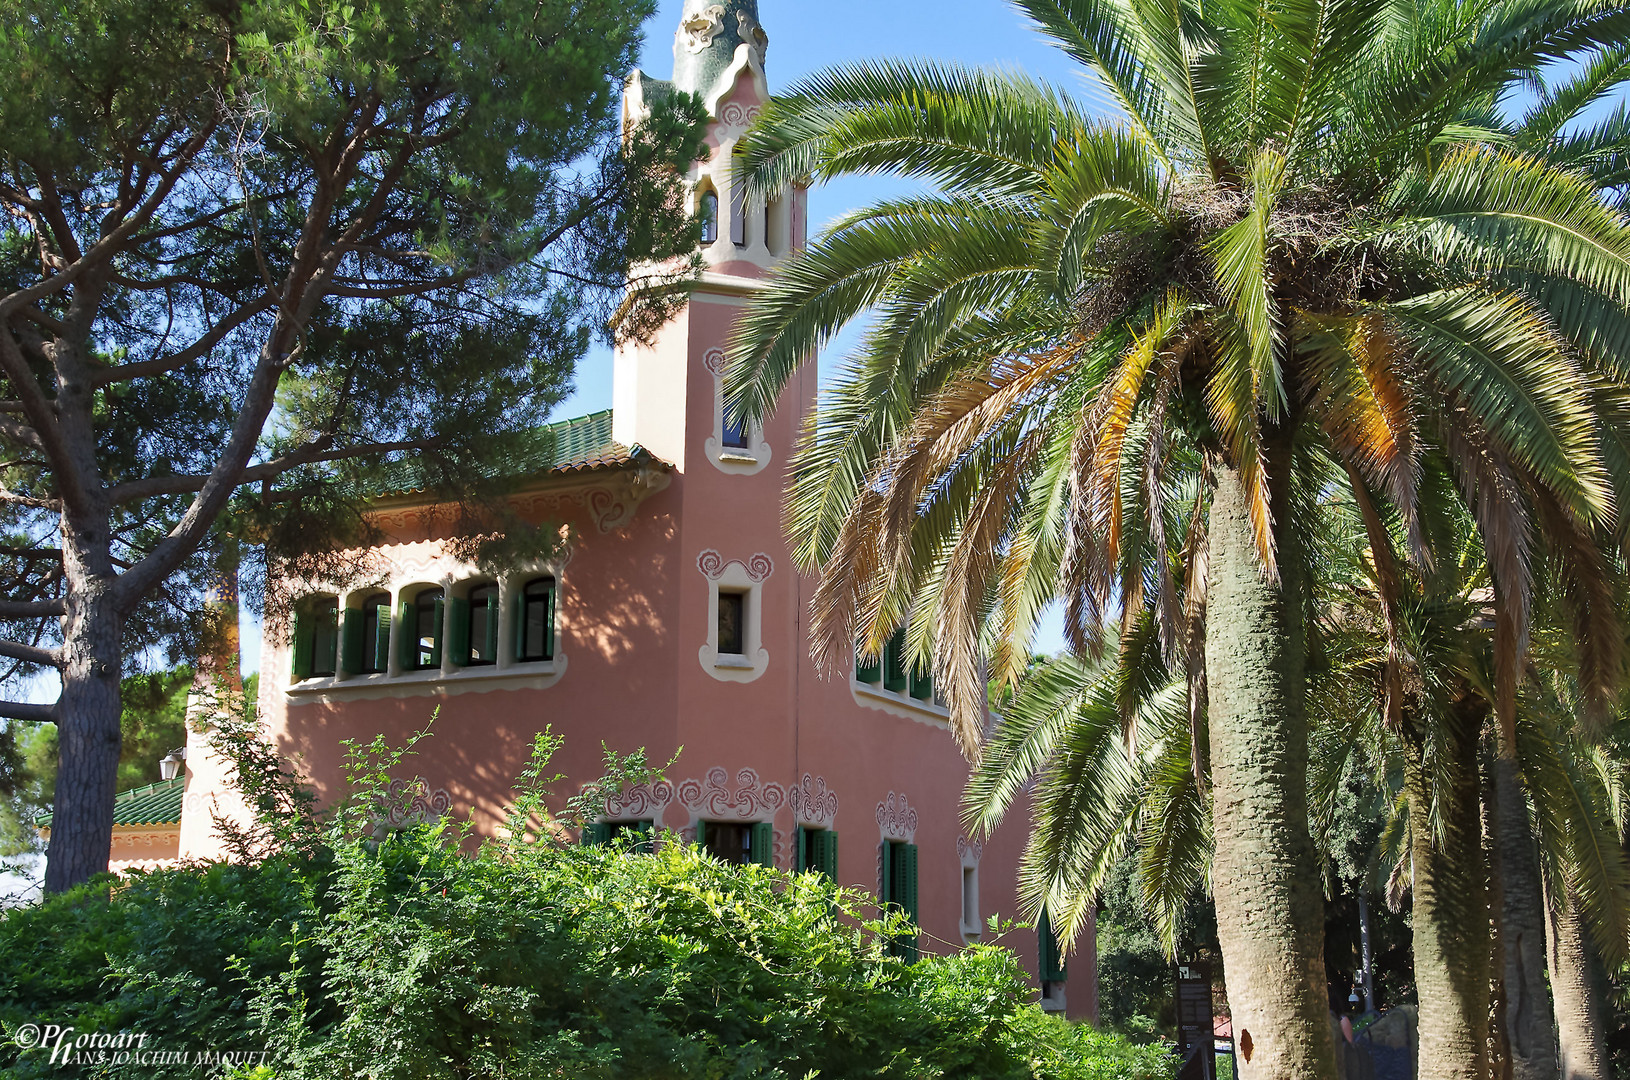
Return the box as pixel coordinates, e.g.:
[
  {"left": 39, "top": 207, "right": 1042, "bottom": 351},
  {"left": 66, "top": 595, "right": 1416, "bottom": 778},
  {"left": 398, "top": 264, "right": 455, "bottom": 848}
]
[{"left": 672, "top": 0, "right": 766, "bottom": 101}]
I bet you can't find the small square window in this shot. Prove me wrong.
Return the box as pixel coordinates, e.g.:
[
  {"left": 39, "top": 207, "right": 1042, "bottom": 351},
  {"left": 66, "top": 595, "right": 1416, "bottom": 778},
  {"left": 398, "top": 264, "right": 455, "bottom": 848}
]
[
  {"left": 722, "top": 411, "right": 750, "bottom": 450},
  {"left": 717, "top": 590, "right": 746, "bottom": 655}
]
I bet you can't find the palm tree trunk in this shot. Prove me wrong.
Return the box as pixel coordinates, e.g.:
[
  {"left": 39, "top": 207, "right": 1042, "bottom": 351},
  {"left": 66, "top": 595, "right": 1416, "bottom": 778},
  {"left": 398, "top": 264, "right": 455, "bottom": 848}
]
[
  {"left": 1404, "top": 700, "right": 1490, "bottom": 1080},
  {"left": 1549, "top": 884, "right": 1609, "bottom": 1080},
  {"left": 1204, "top": 459, "right": 1337, "bottom": 1080},
  {"left": 1494, "top": 757, "right": 1560, "bottom": 1079}
]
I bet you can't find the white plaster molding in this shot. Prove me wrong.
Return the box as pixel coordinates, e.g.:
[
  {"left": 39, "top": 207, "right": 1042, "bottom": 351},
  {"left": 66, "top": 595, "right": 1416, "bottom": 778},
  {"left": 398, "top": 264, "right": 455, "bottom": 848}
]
[
  {"left": 696, "top": 550, "right": 771, "bottom": 682},
  {"left": 677, "top": 766, "right": 789, "bottom": 864},
  {"left": 957, "top": 835, "right": 984, "bottom": 865},
  {"left": 849, "top": 678, "right": 952, "bottom": 730},
  {"left": 734, "top": 10, "right": 768, "bottom": 67},
  {"left": 286, "top": 656, "right": 566, "bottom": 703},
  {"left": 790, "top": 774, "right": 839, "bottom": 828},
  {"left": 958, "top": 835, "right": 984, "bottom": 943},
  {"left": 678, "top": 4, "right": 726, "bottom": 52},
  {"left": 378, "top": 778, "right": 453, "bottom": 829},
  {"left": 599, "top": 779, "right": 675, "bottom": 823},
  {"left": 876, "top": 792, "right": 918, "bottom": 843}
]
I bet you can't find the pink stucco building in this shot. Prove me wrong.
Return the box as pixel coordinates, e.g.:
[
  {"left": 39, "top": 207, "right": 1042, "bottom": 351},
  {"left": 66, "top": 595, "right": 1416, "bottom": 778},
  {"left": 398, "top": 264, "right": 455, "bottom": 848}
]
[{"left": 177, "top": 0, "right": 1093, "bottom": 1021}]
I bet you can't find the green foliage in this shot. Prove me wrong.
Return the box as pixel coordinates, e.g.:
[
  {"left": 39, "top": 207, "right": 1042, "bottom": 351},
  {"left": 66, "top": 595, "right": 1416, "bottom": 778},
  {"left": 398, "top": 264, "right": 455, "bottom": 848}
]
[
  {"left": 0, "top": 666, "right": 197, "bottom": 856},
  {"left": 0, "top": 728, "right": 1173, "bottom": 1079}
]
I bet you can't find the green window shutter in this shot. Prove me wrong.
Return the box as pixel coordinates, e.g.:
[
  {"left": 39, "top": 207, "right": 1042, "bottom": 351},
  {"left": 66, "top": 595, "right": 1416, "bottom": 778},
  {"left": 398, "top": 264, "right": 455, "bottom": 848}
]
[
  {"left": 795, "top": 826, "right": 808, "bottom": 872},
  {"left": 374, "top": 603, "right": 393, "bottom": 672},
  {"left": 447, "top": 596, "right": 470, "bottom": 666},
  {"left": 341, "top": 607, "right": 363, "bottom": 675},
  {"left": 581, "top": 822, "right": 611, "bottom": 846},
  {"left": 883, "top": 628, "right": 908, "bottom": 691},
  {"left": 902, "top": 842, "right": 919, "bottom": 923},
  {"left": 879, "top": 841, "right": 893, "bottom": 904},
  {"left": 429, "top": 595, "right": 444, "bottom": 668},
  {"left": 1039, "top": 908, "right": 1067, "bottom": 981},
  {"left": 909, "top": 663, "right": 933, "bottom": 700},
  {"left": 291, "top": 610, "right": 313, "bottom": 681},
  {"left": 396, "top": 599, "right": 415, "bottom": 670},
  {"left": 855, "top": 643, "right": 881, "bottom": 684},
  {"left": 544, "top": 581, "right": 557, "bottom": 660},
  {"left": 485, "top": 596, "right": 499, "bottom": 663},
  {"left": 823, "top": 830, "right": 839, "bottom": 882},
  {"left": 751, "top": 821, "right": 775, "bottom": 868}
]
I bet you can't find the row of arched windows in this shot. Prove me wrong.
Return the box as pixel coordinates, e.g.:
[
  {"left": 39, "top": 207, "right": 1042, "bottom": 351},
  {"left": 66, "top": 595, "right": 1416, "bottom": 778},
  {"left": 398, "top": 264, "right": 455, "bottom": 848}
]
[{"left": 291, "top": 577, "right": 556, "bottom": 681}]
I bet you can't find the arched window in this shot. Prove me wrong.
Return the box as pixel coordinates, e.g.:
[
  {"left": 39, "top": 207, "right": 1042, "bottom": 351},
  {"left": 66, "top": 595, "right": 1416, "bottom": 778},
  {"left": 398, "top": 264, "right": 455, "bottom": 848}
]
[
  {"left": 699, "top": 190, "right": 719, "bottom": 245},
  {"left": 516, "top": 577, "right": 556, "bottom": 662},
  {"left": 356, "top": 591, "right": 392, "bottom": 674},
  {"left": 409, "top": 587, "right": 444, "bottom": 670},
  {"left": 464, "top": 583, "right": 499, "bottom": 665}
]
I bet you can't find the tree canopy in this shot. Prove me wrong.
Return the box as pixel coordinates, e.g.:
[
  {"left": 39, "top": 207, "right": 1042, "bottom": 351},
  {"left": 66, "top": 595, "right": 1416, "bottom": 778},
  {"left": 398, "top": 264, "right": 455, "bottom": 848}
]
[{"left": 0, "top": 0, "right": 710, "bottom": 891}]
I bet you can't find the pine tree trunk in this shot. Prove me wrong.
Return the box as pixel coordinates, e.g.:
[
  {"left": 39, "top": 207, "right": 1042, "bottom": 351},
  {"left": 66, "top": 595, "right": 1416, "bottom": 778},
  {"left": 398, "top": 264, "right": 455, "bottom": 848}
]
[
  {"left": 1495, "top": 757, "right": 1559, "bottom": 1080},
  {"left": 1549, "top": 885, "right": 1608, "bottom": 1080},
  {"left": 1405, "top": 702, "right": 1490, "bottom": 1080},
  {"left": 1204, "top": 460, "right": 1337, "bottom": 1080},
  {"left": 42, "top": 580, "right": 125, "bottom": 893}
]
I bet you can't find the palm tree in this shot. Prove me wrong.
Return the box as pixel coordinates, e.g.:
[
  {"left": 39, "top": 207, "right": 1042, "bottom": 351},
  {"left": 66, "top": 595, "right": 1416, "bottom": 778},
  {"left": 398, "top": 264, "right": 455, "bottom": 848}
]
[{"left": 725, "top": 2, "right": 1630, "bottom": 1073}]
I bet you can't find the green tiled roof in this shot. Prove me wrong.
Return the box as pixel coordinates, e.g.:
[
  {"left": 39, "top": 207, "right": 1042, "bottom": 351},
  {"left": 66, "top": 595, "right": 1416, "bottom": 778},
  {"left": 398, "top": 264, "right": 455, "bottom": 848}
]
[
  {"left": 369, "top": 410, "right": 664, "bottom": 499},
  {"left": 37, "top": 776, "right": 184, "bottom": 829}
]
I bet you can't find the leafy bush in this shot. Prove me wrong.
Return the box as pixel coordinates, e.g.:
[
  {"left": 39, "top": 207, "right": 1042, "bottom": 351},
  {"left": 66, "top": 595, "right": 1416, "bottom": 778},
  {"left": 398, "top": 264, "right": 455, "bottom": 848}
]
[{"left": 0, "top": 730, "right": 1172, "bottom": 1079}]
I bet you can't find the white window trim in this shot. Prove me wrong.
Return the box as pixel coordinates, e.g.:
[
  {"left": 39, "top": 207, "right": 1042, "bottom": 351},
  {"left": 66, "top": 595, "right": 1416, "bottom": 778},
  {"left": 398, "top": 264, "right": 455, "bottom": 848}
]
[
  {"left": 696, "top": 551, "right": 770, "bottom": 683},
  {"left": 959, "top": 839, "right": 983, "bottom": 944},
  {"left": 285, "top": 560, "right": 568, "bottom": 703},
  {"left": 701, "top": 346, "right": 771, "bottom": 475}
]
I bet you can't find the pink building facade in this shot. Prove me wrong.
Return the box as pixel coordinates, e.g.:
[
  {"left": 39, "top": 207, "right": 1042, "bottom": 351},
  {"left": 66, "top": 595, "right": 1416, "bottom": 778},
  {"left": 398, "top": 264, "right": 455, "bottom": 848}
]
[{"left": 177, "top": 0, "right": 1093, "bottom": 1021}]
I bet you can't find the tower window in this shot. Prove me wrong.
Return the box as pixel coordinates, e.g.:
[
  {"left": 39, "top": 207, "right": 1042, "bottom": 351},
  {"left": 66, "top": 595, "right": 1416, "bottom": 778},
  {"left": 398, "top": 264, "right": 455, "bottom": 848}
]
[
  {"left": 516, "top": 576, "right": 556, "bottom": 662},
  {"left": 722, "top": 408, "right": 750, "bottom": 450},
  {"left": 699, "top": 190, "right": 718, "bottom": 245},
  {"left": 717, "top": 590, "right": 746, "bottom": 655},
  {"left": 962, "top": 866, "right": 980, "bottom": 935}
]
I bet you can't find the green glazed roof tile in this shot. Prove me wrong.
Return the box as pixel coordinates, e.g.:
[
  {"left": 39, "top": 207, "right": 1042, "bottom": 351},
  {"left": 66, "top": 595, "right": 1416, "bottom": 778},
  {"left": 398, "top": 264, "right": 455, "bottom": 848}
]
[{"left": 37, "top": 776, "right": 185, "bottom": 829}]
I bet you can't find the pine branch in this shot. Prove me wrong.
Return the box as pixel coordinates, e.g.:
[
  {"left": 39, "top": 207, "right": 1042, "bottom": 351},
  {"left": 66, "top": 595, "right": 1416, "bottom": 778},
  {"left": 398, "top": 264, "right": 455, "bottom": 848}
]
[{"left": 0, "top": 700, "right": 53, "bottom": 722}]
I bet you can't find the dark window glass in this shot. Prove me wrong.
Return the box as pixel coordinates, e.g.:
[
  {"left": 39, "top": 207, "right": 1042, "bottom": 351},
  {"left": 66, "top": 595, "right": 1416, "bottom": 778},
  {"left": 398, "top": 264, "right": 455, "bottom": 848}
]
[
  {"left": 414, "top": 587, "right": 443, "bottom": 670},
  {"left": 520, "top": 577, "right": 555, "bottom": 661},
  {"left": 360, "top": 592, "right": 391, "bottom": 674},
  {"left": 722, "top": 409, "right": 750, "bottom": 449},
  {"left": 467, "top": 584, "right": 498, "bottom": 665},
  {"left": 699, "top": 191, "right": 718, "bottom": 244},
  {"left": 311, "top": 598, "right": 339, "bottom": 677},
  {"left": 703, "top": 821, "right": 752, "bottom": 865},
  {"left": 717, "top": 591, "right": 745, "bottom": 655}
]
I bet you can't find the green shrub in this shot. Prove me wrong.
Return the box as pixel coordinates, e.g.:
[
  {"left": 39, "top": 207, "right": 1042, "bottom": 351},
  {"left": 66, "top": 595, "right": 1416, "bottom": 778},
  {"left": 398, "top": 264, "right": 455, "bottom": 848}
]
[{"left": 0, "top": 731, "right": 1173, "bottom": 1079}]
